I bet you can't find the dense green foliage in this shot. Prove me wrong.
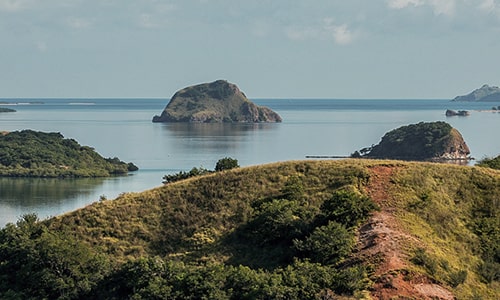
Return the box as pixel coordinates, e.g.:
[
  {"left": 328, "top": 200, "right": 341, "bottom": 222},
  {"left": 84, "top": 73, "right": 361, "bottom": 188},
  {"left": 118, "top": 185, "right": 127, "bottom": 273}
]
[
  {"left": 215, "top": 156, "right": 240, "bottom": 171},
  {"left": 357, "top": 121, "right": 465, "bottom": 160},
  {"left": 0, "top": 214, "right": 111, "bottom": 299},
  {"left": 162, "top": 166, "right": 212, "bottom": 184},
  {"left": 162, "top": 157, "right": 239, "bottom": 184},
  {"left": 477, "top": 155, "right": 500, "bottom": 170},
  {"left": 0, "top": 130, "right": 138, "bottom": 177},
  {"left": 1, "top": 160, "right": 499, "bottom": 299}
]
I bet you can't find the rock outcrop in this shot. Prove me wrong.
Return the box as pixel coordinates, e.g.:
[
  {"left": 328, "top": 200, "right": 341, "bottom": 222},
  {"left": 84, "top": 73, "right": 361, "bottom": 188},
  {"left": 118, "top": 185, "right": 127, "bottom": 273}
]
[
  {"left": 453, "top": 84, "right": 500, "bottom": 101},
  {"left": 152, "top": 80, "right": 282, "bottom": 123},
  {"left": 445, "top": 109, "right": 469, "bottom": 116},
  {"left": 354, "top": 121, "right": 470, "bottom": 161}
]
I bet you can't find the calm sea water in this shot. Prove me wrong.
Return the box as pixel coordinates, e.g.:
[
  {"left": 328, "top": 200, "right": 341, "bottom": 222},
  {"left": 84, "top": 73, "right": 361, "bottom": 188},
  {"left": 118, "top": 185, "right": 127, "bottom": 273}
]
[{"left": 0, "top": 98, "right": 499, "bottom": 227}]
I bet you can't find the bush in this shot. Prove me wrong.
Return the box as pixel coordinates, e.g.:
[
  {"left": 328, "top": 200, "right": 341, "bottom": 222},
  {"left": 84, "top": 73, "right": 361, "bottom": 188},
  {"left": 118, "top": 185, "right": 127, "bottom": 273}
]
[
  {"left": 215, "top": 157, "right": 239, "bottom": 172},
  {"left": 162, "top": 167, "right": 212, "bottom": 184},
  {"left": 319, "top": 189, "right": 378, "bottom": 228},
  {"left": 410, "top": 247, "right": 438, "bottom": 275},
  {"left": 294, "top": 221, "right": 354, "bottom": 265}
]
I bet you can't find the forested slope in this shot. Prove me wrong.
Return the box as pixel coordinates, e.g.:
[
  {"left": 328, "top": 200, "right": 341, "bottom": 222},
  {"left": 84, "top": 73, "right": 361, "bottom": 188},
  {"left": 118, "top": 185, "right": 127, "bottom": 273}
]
[{"left": 0, "top": 159, "right": 498, "bottom": 299}]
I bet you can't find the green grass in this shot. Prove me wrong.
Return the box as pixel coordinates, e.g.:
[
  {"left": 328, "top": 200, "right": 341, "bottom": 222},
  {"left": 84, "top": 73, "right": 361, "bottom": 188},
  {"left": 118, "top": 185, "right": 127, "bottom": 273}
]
[{"left": 1, "top": 159, "right": 498, "bottom": 299}]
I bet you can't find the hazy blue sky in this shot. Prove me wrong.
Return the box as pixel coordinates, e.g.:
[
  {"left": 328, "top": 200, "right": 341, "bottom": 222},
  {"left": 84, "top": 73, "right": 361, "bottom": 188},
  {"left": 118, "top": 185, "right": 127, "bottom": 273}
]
[{"left": 1, "top": 0, "right": 500, "bottom": 99}]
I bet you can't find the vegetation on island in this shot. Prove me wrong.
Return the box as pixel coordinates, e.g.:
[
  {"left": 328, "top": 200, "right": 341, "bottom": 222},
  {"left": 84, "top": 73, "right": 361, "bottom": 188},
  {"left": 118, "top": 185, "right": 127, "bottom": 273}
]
[
  {"left": 453, "top": 84, "right": 500, "bottom": 102},
  {"left": 0, "top": 159, "right": 498, "bottom": 299},
  {"left": 152, "top": 80, "right": 282, "bottom": 123},
  {"left": 352, "top": 121, "right": 470, "bottom": 161},
  {"left": 0, "top": 107, "right": 16, "bottom": 113},
  {"left": 0, "top": 130, "right": 138, "bottom": 177},
  {"left": 477, "top": 154, "right": 500, "bottom": 170}
]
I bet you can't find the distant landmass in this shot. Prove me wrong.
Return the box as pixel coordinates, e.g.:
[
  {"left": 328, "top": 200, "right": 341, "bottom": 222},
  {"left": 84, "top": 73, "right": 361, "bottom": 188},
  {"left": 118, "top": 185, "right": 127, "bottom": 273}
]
[
  {"left": 152, "top": 80, "right": 282, "bottom": 123},
  {"left": 0, "top": 108, "right": 16, "bottom": 113},
  {"left": 452, "top": 84, "right": 500, "bottom": 101},
  {"left": 353, "top": 121, "right": 471, "bottom": 161},
  {"left": 0, "top": 130, "right": 138, "bottom": 177}
]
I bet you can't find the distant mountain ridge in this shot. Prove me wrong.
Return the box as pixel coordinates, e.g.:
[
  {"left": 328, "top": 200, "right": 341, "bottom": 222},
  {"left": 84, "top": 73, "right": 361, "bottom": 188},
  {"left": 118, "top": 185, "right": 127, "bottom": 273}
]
[
  {"left": 152, "top": 80, "right": 282, "bottom": 123},
  {"left": 453, "top": 84, "right": 500, "bottom": 101}
]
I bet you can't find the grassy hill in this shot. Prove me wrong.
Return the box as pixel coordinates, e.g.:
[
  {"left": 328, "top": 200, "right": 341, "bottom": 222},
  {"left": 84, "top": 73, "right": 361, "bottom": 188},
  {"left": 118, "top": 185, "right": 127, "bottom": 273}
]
[{"left": 1, "top": 159, "right": 498, "bottom": 299}]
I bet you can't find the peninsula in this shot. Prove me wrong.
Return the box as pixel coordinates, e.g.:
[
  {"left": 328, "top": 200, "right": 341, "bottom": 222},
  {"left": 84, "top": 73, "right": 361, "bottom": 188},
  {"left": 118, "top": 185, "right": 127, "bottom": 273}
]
[
  {"left": 152, "top": 80, "right": 282, "bottom": 123},
  {"left": 453, "top": 84, "right": 500, "bottom": 101},
  {"left": 0, "top": 130, "right": 138, "bottom": 177}
]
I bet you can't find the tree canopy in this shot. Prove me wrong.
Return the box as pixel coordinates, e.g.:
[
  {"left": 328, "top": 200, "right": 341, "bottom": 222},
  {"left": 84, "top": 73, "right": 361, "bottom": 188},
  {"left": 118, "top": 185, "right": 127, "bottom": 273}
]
[{"left": 0, "top": 130, "right": 137, "bottom": 177}]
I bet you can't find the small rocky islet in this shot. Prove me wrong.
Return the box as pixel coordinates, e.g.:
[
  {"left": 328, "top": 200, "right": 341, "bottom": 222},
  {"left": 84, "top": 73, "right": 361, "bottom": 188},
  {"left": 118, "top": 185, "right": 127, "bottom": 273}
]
[{"left": 352, "top": 121, "right": 471, "bottom": 161}]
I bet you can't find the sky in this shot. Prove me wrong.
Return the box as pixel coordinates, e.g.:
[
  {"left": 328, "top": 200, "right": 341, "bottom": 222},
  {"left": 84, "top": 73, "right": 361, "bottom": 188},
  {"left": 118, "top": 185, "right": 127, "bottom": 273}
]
[{"left": 1, "top": 0, "right": 500, "bottom": 99}]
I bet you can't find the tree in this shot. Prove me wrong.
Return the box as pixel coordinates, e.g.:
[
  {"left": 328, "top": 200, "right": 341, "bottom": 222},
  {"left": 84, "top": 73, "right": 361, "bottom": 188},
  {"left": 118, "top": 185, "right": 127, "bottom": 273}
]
[
  {"left": 0, "top": 214, "right": 111, "bottom": 299},
  {"left": 215, "top": 157, "right": 239, "bottom": 172}
]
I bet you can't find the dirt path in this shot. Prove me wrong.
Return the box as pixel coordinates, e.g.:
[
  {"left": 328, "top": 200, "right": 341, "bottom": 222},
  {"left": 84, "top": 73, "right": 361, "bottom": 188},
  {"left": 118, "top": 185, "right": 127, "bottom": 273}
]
[{"left": 359, "top": 165, "right": 455, "bottom": 300}]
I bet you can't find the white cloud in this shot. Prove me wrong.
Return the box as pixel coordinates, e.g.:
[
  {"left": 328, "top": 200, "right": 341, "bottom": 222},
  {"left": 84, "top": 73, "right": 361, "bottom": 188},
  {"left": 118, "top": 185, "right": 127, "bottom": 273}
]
[
  {"left": 387, "top": 0, "right": 456, "bottom": 16},
  {"left": 429, "top": 0, "right": 456, "bottom": 16},
  {"left": 387, "top": 0, "right": 423, "bottom": 9},
  {"left": 36, "top": 41, "right": 48, "bottom": 52},
  {"left": 0, "top": 0, "right": 33, "bottom": 12},
  {"left": 138, "top": 13, "right": 157, "bottom": 28},
  {"left": 324, "top": 20, "right": 354, "bottom": 45},
  {"left": 286, "top": 19, "right": 355, "bottom": 45},
  {"left": 479, "top": 0, "right": 500, "bottom": 15}
]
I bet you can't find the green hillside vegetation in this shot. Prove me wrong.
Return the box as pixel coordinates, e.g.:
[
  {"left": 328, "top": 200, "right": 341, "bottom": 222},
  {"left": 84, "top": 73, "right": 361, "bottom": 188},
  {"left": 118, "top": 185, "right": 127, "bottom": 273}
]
[
  {"left": 478, "top": 155, "right": 500, "bottom": 170},
  {"left": 0, "top": 130, "right": 138, "bottom": 177},
  {"left": 0, "top": 160, "right": 498, "bottom": 299}
]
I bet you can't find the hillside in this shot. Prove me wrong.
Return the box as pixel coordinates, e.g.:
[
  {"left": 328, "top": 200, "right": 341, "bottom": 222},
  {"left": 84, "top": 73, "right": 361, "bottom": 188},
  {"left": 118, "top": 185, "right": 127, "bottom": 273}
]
[
  {"left": 453, "top": 84, "right": 500, "bottom": 102},
  {"left": 152, "top": 80, "right": 282, "bottom": 123},
  {"left": 1, "top": 159, "right": 498, "bottom": 299},
  {"left": 0, "top": 130, "right": 138, "bottom": 177}
]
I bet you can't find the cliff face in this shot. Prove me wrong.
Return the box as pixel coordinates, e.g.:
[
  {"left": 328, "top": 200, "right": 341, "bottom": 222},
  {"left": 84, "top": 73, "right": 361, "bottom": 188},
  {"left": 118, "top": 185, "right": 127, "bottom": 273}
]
[
  {"left": 359, "top": 121, "right": 470, "bottom": 161},
  {"left": 152, "top": 80, "right": 282, "bottom": 123},
  {"left": 453, "top": 84, "right": 500, "bottom": 101}
]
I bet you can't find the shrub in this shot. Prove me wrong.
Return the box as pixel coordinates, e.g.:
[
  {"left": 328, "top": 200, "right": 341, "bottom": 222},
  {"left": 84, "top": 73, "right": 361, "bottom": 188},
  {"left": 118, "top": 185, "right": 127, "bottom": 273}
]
[
  {"left": 319, "top": 189, "right": 378, "bottom": 228},
  {"left": 215, "top": 157, "right": 239, "bottom": 172},
  {"left": 294, "top": 221, "right": 354, "bottom": 265}
]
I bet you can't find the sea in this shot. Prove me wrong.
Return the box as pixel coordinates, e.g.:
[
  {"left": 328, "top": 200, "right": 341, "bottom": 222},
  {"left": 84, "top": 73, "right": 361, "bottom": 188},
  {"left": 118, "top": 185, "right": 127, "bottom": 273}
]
[{"left": 0, "top": 98, "right": 499, "bottom": 227}]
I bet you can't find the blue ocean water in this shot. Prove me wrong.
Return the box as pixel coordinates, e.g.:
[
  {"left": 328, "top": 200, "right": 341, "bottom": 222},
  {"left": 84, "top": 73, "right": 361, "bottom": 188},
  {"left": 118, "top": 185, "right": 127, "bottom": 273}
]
[{"left": 0, "top": 98, "right": 499, "bottom": 226}]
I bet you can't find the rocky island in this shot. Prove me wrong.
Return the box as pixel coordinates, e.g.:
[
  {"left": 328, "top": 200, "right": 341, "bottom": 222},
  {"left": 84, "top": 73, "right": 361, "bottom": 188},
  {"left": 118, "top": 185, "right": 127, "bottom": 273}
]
[
  {"left": 352, "top": 121, "right": 471, "bottom": 161},
  {"left": 453, "top": 84, "right": 500, "bottom": 101},
  {"left": 152, "top": 80, "right": 282, "bottom": 123}
]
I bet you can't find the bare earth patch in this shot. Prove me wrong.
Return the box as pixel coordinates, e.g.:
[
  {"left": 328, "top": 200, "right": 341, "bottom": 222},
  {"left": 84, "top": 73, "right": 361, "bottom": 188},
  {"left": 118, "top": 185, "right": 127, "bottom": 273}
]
[{"left": 358, "top": 165, "right": 455, "bottom": 300}]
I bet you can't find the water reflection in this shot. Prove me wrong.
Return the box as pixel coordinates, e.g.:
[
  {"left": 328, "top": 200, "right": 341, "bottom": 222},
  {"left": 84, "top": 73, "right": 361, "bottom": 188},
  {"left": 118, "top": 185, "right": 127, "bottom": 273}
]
[
  {"left": 158, "top": 122, "right": 280, "bottom": 156},
  {"left": 162, "top": 122, "right": 277, "bottom": 137},
  {"left": 0, "top": 177, "right": 105, "bottom": 206},
  {"left": 0, "top": 177, "right": 106, "bottom": 226}
]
